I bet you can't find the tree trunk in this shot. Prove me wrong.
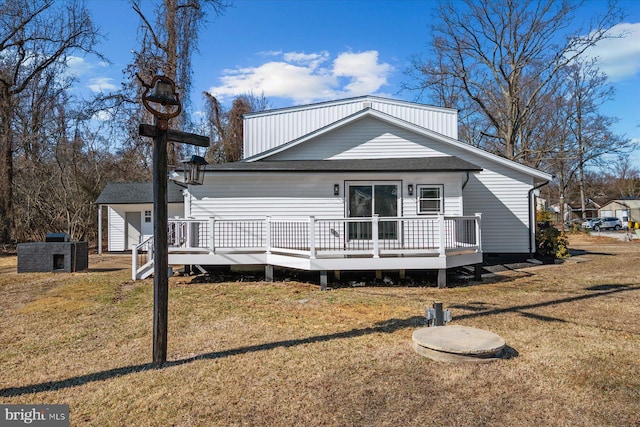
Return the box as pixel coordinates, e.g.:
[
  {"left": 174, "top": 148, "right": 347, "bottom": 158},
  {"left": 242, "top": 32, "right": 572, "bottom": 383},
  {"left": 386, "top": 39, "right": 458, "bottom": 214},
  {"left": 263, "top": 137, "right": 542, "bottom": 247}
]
[{"left": 0, "top": 92, "right": 14, "bottom": 243}]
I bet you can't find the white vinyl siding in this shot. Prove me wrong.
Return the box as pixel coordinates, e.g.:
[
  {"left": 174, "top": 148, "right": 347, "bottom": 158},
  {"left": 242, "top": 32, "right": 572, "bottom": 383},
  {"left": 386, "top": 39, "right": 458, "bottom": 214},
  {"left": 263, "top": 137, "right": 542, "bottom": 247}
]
[
  {"left": 243, "top": 97, "right": 457, "bottom": 158},
  {"left": 268, "top": 116, "right": 447, "bottom": 161},
  {"left": 107, "top": 207, "right": 125, "bottom": 252},
  {"left": 188, "top": 172, "right": 464, "bottom": 220}
]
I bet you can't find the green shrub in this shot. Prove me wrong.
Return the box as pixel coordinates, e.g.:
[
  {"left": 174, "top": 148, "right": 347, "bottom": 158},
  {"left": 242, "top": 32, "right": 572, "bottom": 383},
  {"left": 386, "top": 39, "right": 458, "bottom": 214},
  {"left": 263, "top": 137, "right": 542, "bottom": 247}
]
[{"left": 536, "top": 227, "right": 570, "bottom": 259}]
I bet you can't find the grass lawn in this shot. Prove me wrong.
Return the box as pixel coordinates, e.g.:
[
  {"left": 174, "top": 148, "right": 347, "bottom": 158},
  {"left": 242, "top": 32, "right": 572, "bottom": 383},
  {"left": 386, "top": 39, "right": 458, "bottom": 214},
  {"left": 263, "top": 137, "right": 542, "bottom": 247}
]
[{"left": 1, "top": 235, "right": 639, "bottom": 426}]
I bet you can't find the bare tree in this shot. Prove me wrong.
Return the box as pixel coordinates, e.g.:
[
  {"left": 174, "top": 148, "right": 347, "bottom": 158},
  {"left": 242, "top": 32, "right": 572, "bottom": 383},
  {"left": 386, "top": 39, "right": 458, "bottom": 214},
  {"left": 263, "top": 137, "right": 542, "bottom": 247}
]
[
  {"left": 129, "top": 0, "right": 229, "bottom": 166},
  {"left": 403, "top": 0, "right": 623, "bottom": 165},
  {"left": 563, "top": 58, "right": 632, "bottom": 218},
  {"left": 0, "top": 0, "right": 101, "bottom": 243},
  {"left": 204, "top": 92, "right": 269, "bottom": 163}
]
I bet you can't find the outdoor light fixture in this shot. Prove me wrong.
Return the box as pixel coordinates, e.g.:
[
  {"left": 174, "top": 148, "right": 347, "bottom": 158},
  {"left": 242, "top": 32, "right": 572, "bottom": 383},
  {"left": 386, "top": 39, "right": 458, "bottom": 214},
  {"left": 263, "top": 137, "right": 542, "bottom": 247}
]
[
  {"left": 181, "top": 155, "right": 208, "bottom": 185},
  {"left": 408, "top": 184, "right": 414, "bottom": 196},
  {"left": 334, "top": 184, "right": 340, "bottom": 196}
]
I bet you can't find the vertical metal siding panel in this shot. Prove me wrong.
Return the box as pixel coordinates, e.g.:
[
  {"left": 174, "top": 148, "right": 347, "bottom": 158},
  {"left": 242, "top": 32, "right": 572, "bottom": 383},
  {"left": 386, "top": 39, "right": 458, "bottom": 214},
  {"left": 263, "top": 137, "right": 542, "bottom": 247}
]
[{"left": 243, "top": 98, "right": 460, "bottom": 158}]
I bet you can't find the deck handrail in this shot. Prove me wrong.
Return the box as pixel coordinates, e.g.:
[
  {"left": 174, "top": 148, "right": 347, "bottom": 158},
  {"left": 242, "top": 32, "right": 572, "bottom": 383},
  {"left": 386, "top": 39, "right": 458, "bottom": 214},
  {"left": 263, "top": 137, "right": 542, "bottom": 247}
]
[
  {"left": 132, "top": 236, "right": 154, "bottom": 280},
  {"left": 169, "top": 214, "right": 482, "bottom": 257}
]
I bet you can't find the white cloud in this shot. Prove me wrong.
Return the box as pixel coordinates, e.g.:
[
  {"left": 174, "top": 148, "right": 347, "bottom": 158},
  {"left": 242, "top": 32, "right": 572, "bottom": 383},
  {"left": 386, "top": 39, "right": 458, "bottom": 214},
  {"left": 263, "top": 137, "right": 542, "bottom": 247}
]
[
  {"left": 208, "top": 50, "right": 393, "bottom": 104},
  {"left": 66, "top": 56, "right": 94, "bottom": 77},
  {"left": 584, "top": 22, "right": 640, "bottom": 81},
  {"left": 92, "top": 109, "right": 113, "bottom": 122},
  {"left": 88, "top": 77, "right": 117, "bottom": 93},
  {"left": 333, "top": 51, "right": 393, "bottom": 95}
]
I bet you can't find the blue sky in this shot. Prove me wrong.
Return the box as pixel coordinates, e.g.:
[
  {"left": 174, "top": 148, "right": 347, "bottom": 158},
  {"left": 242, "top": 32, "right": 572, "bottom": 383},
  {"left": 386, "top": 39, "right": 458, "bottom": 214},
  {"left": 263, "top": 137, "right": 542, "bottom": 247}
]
[{"left": 76, "top": 0, "right": 640, "bottom": 164}]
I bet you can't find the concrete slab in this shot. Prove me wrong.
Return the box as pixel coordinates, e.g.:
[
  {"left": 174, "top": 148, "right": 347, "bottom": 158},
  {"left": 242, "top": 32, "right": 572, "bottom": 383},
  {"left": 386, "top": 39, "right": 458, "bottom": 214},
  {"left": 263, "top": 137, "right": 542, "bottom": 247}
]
[
  {"left": 412, "top": 341, "right": 504, "bottom": 363},
  {"left": 412, "top": 325, "right": 506, "bottom": 362}
]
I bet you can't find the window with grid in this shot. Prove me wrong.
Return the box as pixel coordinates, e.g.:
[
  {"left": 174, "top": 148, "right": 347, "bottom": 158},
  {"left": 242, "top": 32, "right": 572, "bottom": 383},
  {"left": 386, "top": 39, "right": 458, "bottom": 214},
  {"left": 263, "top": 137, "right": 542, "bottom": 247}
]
[{"left": 417, "top": 185, "right": 443, "bottom": 214}]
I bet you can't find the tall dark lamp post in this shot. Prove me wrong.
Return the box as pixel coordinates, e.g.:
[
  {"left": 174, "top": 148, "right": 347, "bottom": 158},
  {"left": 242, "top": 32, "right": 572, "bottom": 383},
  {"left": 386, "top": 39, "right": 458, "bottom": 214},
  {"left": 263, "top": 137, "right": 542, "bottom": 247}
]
[{"left": 139, "top": 75, "right": 209, "bottom": 366}]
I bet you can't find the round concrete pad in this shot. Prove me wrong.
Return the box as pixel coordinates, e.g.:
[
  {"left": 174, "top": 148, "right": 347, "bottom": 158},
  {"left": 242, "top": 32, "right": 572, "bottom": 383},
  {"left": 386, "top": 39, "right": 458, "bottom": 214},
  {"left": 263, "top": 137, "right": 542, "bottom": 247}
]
[
  {"left": 412, "top": 341, "right": 503, "bottom": 363},
  {"left": 413, "top": 325, "right": 506, "bottom": 358}
]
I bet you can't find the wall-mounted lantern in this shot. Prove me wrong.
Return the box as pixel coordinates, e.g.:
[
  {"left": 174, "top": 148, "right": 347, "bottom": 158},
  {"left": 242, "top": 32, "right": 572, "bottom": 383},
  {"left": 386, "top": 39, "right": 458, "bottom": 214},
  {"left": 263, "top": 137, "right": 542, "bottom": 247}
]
[
  {"left": 408, "top": 184, "right": 414, "bottom": 196},
  {"left": 181, "top": 155, "right": 208, "bottom": 185},
  {"left": 334, "top": 184, "right": 340, "bottom": 196}
]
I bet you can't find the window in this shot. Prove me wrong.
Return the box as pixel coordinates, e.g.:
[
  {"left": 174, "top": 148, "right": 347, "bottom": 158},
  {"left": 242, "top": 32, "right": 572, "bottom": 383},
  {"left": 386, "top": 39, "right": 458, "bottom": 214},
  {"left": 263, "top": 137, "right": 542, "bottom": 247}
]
[
  {"left": 144, "top": 210, "right": 152, "bottom": 223},
  {"left": 417, "top": 185, "right": 443, "bottom": 214}
]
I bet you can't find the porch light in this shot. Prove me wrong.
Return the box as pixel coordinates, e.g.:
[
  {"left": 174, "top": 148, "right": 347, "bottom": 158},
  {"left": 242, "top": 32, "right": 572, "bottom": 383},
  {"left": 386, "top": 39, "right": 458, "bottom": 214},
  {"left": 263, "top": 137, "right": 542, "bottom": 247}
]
[
  {"left": 408, "top": 184, "right": 414, "bottom": 196},
  {"left": 334, "top": 184, "right": 340, "bottom": 196},
  {"left": 181, "top": 155, "right": 208, "bottom": 185}
]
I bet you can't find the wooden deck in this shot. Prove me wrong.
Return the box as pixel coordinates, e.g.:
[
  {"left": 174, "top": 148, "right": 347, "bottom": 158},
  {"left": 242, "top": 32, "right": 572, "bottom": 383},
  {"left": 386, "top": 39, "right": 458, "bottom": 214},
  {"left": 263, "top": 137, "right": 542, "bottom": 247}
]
[{"left": 133, "top": 214, "right": 483, "bottom": 286}]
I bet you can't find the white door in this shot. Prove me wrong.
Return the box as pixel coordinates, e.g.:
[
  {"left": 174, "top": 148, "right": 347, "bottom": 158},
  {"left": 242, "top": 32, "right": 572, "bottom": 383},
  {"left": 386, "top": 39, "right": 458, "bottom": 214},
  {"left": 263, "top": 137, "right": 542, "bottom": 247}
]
[{"left": 125, "top": 211, "right": 142, "bottom": 250}]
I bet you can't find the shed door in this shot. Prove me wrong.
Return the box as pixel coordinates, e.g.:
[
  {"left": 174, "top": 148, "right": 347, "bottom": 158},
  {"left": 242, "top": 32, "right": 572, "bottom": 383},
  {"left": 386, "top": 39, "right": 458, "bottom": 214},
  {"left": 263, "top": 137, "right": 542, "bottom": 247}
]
[
  {"left": 125, "top": 212, "right": 142, "bottom": 250},
  {"left": 347, "top": 182, "right": 400, "bottom": 240}
]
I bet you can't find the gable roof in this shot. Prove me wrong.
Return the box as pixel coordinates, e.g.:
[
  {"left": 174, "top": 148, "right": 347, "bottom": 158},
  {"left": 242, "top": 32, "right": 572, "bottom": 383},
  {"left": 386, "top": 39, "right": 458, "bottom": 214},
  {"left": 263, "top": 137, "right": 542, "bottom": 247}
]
[
  {"left": 205, "top": 157, "right": 481, "bottom": 173},
  {"left": 244, "top": 106, "right": 552, "bottom": 183},
  {"left": 95, "top": 182, "right": 184, "bottom": 205},
  {"left": 600, "top": 199, "right": 640, "bottom": 210}
]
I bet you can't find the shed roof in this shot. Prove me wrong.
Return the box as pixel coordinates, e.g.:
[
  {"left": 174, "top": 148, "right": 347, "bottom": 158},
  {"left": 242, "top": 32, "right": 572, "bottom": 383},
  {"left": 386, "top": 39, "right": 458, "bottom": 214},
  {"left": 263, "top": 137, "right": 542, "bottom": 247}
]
[
  {"left": 95, "top": 181, "right": 184, "bottom": 205},
  {"left": 205, "top": 157, "right": 482, "bottom": 173}
]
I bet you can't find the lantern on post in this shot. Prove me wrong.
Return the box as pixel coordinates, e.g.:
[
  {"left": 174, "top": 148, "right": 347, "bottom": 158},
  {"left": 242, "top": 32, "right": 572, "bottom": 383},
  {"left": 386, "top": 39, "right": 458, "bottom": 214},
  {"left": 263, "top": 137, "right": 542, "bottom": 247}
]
[{"left": 181, "top": 155, "right": 208, "bottom": 185}]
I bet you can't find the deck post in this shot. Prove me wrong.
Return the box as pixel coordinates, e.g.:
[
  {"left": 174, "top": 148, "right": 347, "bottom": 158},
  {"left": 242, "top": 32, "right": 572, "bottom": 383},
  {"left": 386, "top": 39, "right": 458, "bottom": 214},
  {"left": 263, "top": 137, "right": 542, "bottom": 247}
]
[
  {"left": 309, "top": 216, "right": 316, "bottom": 259},
  {"left": 474, "top": 264, "right": 482, "bottom": 281},
  {"left": 98, "top": 206, "right": 102, "bottom": 255},
  {"left": 265, "top": 265, "right": 274, "bottom": 282},
  {"left": 209, "top": 217, "right": 215, "bottom": 253},
  {"left": 265, "top": 216, "right": 271, "bottom": 254},
  {"left": 438, "top": 214, "right": 446, "bottom": 258},
  {"left": 475, "top": 213, "right": 482, "bottom": 252},
  {"left": 437, "top": 269, "right": 447, "bottom": 288},
  {"left": 132, "top": 244, "right": 138, "bottom": 281},
  {"left": 372, "top": 214, "right": 380, "bottom": 258},
  {"left": 320, "top": 270, "right": 328, "bottom": 291}
]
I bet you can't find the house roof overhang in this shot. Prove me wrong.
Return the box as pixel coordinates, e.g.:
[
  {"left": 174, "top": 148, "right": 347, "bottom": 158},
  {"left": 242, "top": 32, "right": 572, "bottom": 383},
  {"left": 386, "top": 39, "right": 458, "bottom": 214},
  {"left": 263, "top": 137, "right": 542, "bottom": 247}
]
[
  {"left": 204, "top": 156, "right": 482, "bottom": 173},
  {"left": 243, "top": 107, "right": 552, "bottom": 184},
  {"left": 95, "top": 181, "right": 185, "bottom": 205}
]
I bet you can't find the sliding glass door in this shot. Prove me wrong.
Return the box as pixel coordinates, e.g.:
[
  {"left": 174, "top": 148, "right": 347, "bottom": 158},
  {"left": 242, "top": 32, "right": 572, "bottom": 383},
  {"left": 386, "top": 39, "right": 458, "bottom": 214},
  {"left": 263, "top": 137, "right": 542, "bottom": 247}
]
[{"left": 347, "top": 182, "right": 400, "bottom": 240}]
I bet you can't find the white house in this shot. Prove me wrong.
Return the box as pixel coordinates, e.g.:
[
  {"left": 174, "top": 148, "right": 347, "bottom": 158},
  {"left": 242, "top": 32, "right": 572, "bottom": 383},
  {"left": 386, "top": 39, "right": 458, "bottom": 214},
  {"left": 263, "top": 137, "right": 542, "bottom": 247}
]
[
  {"left": 128, "top": 96, "right": 551, "bottom": 287},
  {"left": 96, "top": 181, "right": 185, "bottom": 252}
]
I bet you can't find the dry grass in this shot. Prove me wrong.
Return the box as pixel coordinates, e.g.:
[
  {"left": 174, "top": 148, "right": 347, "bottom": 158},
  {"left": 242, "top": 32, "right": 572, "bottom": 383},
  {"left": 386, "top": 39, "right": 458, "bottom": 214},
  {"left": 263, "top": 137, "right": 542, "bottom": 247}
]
[{"left": 1, "top": 236, "right": 639, "bottom": 426}]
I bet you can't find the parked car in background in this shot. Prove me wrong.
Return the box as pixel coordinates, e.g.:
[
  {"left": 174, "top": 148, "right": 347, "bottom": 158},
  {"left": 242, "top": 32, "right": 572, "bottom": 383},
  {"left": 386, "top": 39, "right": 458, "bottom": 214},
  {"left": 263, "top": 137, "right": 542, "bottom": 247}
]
[{"left": 582, "top": 217, "right": 622, "bottom": 231}]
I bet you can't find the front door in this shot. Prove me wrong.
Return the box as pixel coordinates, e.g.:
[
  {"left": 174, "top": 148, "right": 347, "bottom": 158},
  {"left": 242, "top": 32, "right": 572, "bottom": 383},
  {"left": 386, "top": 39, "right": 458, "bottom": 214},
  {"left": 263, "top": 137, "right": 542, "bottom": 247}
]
[
  {"left": 347, "top": 182, "right": 400, "bottom": 240},
  {"left": 125, "top": 211, "right": 142, "bottom": 250}
]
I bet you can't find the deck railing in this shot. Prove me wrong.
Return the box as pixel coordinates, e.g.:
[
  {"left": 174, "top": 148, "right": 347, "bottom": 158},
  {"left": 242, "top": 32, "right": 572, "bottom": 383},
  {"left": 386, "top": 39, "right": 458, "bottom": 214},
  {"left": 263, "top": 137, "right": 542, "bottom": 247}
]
[
  {"left": 133, "top": 215, "right": 481, "bottom": 279},
  {"left": 131, "top": 236, "right": 154, "bottom": 280},
  {"left": 167, "top": 214, "right": 482, "bottom": 258}
]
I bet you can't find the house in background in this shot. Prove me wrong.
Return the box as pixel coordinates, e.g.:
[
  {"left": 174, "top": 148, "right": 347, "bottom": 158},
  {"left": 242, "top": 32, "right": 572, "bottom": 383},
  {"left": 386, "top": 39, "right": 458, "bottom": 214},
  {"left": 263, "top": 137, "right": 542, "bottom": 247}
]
[
  {"left": 96, "top": 181, "right": 185, "bottom": 253},
  {"left": 598, "top": 199, "right": 640, "bottom": 224},
  {"left": 126, "top": 96, "right": 551, "bottom": 287}
]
